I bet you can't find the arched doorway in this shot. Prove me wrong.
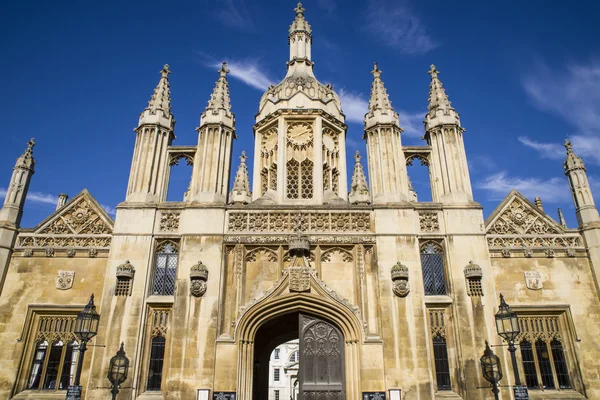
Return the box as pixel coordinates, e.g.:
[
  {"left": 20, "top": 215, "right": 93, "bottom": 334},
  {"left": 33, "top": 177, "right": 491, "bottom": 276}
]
[{"left": 252, "top": 312, "right": 345, "bottom": 400}]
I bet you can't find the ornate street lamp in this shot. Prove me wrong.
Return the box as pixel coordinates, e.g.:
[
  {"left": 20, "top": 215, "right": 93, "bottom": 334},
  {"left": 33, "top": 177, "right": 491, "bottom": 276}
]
[
  {"left": 480, "top": 341, "right": 502, "bottom": 400},
  {"left": 108, "top": 342, "right": 129, "bottom": 400},
  {"left": 495, "top": 294, "right": 528, "bottom": 399},
  {"left": 67, "top": 294, "right": 100, "bottom": 400}
]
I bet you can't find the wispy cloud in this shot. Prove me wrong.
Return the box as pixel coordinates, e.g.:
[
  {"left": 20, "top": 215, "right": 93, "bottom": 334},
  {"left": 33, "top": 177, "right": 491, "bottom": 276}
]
[
  {"left": 317, "top": 0, "right": 337, "bottom": 15},
  {"left": 521, "top": 59, "right": 600, "bottom": 164},
  {"left": 214, "top": 0, "right": 256, "bottom": 32},
  {"left": 476, "top": 172, "right": 571, "bottom": 203},
  {"left": 518, "top": 137, "right": 564, "bottom": 160},
  {"left": 198, "top": 53, "right": 274, "bottom": 90},
  {"left": 100, "top": 204, "right": 117, "bottom": 216},
  {"left": 364, "top": 0, "right": 436, "bottom": 54},
  {"left": 398, "top": 111, "right": 425, "bottom": 137},
  {"left": 339, "top": 89, "right": 368, "bottom": 124},
  {"left": 0, "top": 188, "right": 57, "bottom": 205}
]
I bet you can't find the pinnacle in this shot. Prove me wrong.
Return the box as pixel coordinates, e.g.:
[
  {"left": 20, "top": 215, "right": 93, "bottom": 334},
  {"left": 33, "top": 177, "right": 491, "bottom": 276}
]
[
  {"left": 289, "top": 1, "right": 311, "bottom": 35},
  {"left": 146, "top": 64, "right": 172, "bottom": 115},
  {"left": 205, "top": 62, "right": 232, "bottom": 115},
  {"left": 349, "top": 151, "right": 370, "bottom": 204},
  {"left": 427, "top": 64, "right": 453, "bottom": 113},
  {"left": 563, "top": 138, "right": 585, "bottom": 172},
  {"left": 232, "top": 150, "right": 251, "bottom": 193},
  {"left": 24, "top": 138, "right": 35, "bottom": 158},
  {"left": 367, "top": 62, "right": 394, "bottom": 114},
  {"left": 564, "top": 139, "right": 573, "bottom": 153}
]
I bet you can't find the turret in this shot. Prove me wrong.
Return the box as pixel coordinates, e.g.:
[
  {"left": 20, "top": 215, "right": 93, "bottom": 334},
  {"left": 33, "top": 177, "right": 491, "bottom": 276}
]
[
  {"left": 564, "top": 140, "right": 599, "bottom": 226},
  {"left": 189, "top": 62, "right": 236, "bottom": 204},
  {"left": 363, "top": 63, "right": 409, "bottom": 203},
  {"left": 126, "top": 65, "right": 175, "bottom": 203},
  {"left": 0, "top": 139, "right": 35, "bottom": 226},
  {"left": 424, "top": 65, "right": 473, "bottom": 203}
]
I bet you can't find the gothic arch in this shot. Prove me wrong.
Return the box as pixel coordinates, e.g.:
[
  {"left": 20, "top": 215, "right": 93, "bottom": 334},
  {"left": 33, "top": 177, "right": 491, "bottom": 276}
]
[
  {"left": 234, "top": 273, "right": 363, "bottom": 400},
  {"left": 244, "top": 247, "right": 278, "bottom": 263},
  {"left": 321, "top": 247, "right": 353, "bottom": 263}
]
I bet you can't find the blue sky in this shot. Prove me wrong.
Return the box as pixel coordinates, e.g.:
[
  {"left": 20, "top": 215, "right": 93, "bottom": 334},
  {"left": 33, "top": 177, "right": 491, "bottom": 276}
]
[{"left": 1, "top": 0, "right": 599, "bottom": 228}]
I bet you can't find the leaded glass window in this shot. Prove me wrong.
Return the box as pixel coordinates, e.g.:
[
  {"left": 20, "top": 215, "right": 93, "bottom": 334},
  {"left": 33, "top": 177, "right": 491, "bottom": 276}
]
[
  {"left": 25, "top": 315, "right": 79, "bottom": 393},
  {"left": 147, "top": 335, "right": 166, "bottom": 391},
  {"left": 152, "top": 241, "right": 178, "bottom": 296},
  {"left": 420, "top": 242, "right": 447, "bottom": 295},
  {"left": 517, "top": 315, "right": 573, "bottom": 390},
  {"left": 429, "top": 309, "right": 452, "bottom": 391}
]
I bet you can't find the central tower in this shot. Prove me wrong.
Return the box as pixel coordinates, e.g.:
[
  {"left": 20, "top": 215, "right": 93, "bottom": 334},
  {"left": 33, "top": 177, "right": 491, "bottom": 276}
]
[{"left": 252, "top": 3, "right": 348, "bottom": 205}]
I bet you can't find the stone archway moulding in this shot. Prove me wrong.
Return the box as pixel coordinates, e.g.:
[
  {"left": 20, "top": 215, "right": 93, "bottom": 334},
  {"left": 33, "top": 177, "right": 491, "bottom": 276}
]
[{"left": 234, "top": 271, "right": 363, "bottom": 400}]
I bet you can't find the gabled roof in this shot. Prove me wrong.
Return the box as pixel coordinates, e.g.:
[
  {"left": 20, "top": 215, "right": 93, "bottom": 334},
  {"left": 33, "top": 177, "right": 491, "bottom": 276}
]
[
  {"left": 485, "top": 190, "right": 564, "bottom": 235},
  {"left": 31, "top": 189, "right": 114, "bottom": 235}
]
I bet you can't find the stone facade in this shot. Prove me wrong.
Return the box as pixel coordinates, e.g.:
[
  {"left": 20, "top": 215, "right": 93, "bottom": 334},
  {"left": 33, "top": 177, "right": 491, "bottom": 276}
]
[{"left": 0, "top": 3, "right": 599, "bottom": 400}]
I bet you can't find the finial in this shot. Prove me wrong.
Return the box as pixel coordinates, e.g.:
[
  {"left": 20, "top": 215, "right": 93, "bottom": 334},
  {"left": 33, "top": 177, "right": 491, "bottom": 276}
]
[
  {"left": 354, "top": 150, "right": 361, "bottom": 162},
  {"left": 428, "top": 64, "right": 438, "bottom": 77},
  {"left": 295, "top": 2, "right": 305, "bottom": 15},
  {"left": 23, "top": 138, "right": 35, "bottom": 157},
  {"left": 371, "top": 62, "right": 381, "bottom": 78},
  {"left": 160, "top": 64, "right": 171, "bottom": 78},
  {"left": 239, "top": 150, "right": 247, "bottom": 163},
  {"left": 219, "top": 61, "right": 230, "bottom": 77},
  {"left": 564, "top": 139, "right": 573, "bottom": 153}
]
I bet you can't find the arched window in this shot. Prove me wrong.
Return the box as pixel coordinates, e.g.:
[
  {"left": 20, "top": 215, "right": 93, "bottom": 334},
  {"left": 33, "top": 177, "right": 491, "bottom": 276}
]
[
  {"left": 27, "top": 341, "right": 48, "bottom": 389},
  {"left": 152, "top": 241, "right": 179, "bottom": 296},
  {"left": 536, "top": 339, "right": 555, "bottom": 389},
  {"left": 420, "top": 242, "right": 447, "bottom": 295},
  {"left": 289, "top": 350, "right": 298, "bottom": 363},
  {"left": 147, "top": 335, "right": 166, "bottom": 391},
  {"left": 43, "top": 340, "right": 64, "bottom": 389}
]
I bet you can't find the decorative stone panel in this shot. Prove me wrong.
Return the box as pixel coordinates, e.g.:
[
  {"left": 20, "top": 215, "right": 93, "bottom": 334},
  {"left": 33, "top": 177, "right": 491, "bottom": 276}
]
[
  {"left": 160, "top": 212, "right": 180, "bottom": 232},
  {"left": 419, "top": 212, "right": 439, "bottom": 232},
  {"left": 227, "top": 211, "right": 372, "bottom": 233}
]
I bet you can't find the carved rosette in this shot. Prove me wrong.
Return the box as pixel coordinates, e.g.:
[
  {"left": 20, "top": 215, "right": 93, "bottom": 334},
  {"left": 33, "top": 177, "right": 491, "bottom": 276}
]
[
  {"left": 419, "top": 213, "right": 439, "bottom": 232},
  {"left": 190, "top": 260, "right": 209, "bottom": 297},
  {"left": 160, "top": 212, "right": 180, "bottom": 232},
  {"left": 391, "top": 261, "right": 410, "bottom": 297}
]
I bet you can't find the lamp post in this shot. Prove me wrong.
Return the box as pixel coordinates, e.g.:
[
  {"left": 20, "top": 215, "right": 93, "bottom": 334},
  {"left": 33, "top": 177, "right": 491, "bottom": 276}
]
[
  {"left": 108, "top": 342, "right": 129, "bottom": 400},
  {"left": 480, "top": 341, "right": 502, "bottom": 400},
  {"left": 495, "top": 293, "right": 528, "bottom": 399},
  {"left": 67, "top": 294, "right": 100, "bottom": 400}
]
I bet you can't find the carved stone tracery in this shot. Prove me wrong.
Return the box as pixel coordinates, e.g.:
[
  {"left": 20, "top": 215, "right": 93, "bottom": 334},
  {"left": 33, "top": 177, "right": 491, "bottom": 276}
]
[
  {"left": 227, "top": 211, "right": 372, "bottom": 233},
  {"left": 419, "top": 212, "right": 439, "bottom": 232}
]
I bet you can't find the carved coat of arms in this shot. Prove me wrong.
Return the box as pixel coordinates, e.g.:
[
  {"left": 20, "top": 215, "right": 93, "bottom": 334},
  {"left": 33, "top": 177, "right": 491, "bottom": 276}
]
[
  {"left": 524, "top": 271, "right": 543, "bottom": 290},
  {"left": 56, "top": 270, "right": 75, "bottom": 290},
  {"left": 289, "top": 266, "right": 310, "bottom": 293}
]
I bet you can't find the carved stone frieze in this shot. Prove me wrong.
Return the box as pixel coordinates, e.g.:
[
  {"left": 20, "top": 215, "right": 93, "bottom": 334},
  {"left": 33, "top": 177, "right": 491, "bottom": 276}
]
[
  {"left": 224, "top": 235, "right": 376, "bottom": 245},
  {"left": 227, "top": 211, "right": 372, "bottom": 233},
  {"left": 18, "top": 235, "right": 112, "bottom": 249},
  {"left": 160, "top": 212, "right": 180, "bottom": 232},
  {"left": 419, "top": 213, "right": 439, "bottom": 232},
  {"left": 488, "top": 197, "right": 561, "bottom": 235}
]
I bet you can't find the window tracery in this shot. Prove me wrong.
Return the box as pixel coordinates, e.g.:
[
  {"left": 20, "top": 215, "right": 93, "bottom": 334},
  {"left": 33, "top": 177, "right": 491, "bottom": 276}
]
[
  {"left": 151, "top": 240, "right": 179, "bottom": 296},
  {"left": 420, "top": 242, "right": 447, "bottom": 296},
  {"left": 429, "top": 309, "right": 451, "bottom": 391}
]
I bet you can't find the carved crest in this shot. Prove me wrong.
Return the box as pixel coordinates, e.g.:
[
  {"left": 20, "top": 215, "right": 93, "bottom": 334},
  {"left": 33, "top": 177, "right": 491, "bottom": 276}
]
[
  {"left": 289, "top": 266, "right": 311, "bottom": 293},
  {"left": 56, "top": 270, "right": 75, "bottom": 290},
  {"left": 524, "top": 271, "right": 543, "bottom": 290}
]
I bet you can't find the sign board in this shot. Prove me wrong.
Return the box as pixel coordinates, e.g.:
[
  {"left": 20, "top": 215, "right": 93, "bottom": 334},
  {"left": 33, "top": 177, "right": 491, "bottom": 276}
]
[
  {"left": 513, "top": 385, "right": 529, "bottom": 400},
  {"left": 213, "top": 392, "right": 236, "bottom": 400},
  {"left": 363, "top": 392, "right": 386, "bottom": 400},
  {"left": 66, "top": 385, "right": 82, "bottom": 400}
]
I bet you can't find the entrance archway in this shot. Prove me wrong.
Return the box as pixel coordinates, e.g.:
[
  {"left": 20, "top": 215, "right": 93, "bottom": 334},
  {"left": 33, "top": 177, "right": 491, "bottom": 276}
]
[{"left": 251, "top": 312, "right": 345, "bottom": 400}]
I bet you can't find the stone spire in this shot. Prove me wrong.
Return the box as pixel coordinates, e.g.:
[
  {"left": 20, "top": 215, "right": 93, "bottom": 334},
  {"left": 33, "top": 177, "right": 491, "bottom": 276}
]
[
  {"left": 425, "top": 64, "right": 461, "bottom": 131},
  {"left": 349, "top": 151, "right": 371, "bottom": 204},
  {"left": 364, "top": 63, "right": 400, "bottom": 129},
  {"left": 230, "top": 151, "right": 252, "bottom": 204},
  {"left": 200, "top": 62, "right": 234, "bottom": 129},
  {"left": 0, "top": 139, "right": 36, "bottom": 226},
  {"left": 558, "top": 208, "right": 567, "bottom": 228},
  {"left": 563, "top": 139, "right": 599, "bottom": 225},
  {"left": 138, "top": 64, "right": 175, "bottom": 130}
]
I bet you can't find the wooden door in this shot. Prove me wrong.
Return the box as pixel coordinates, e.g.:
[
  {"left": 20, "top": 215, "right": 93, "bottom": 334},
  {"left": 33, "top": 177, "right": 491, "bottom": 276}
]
[{"left": 299, "top": 314, "right": 345, "bottom": 400}]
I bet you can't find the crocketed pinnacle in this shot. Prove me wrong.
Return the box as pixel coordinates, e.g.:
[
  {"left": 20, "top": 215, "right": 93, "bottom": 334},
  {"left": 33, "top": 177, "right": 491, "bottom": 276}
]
[
  {"left": 563, "top": 139, "right": 585, "bottom": 173},
  {"left": 232, "top": 151, "right": 251, "bottom": 193},
  {"left": 289, "top": 2, "right": 311, "bottom": 36},
  {"left": 558, "top": 208, "right": 567, "bottom": 228},
  {"left": 147, "top": 64, "right": 172, "bottom": 115},
  {"left": 16, "top": 138, "right": 35, "bottom": 170},
  {"left": 364, "top": 63, "right": 399, "bottom": 128},
  {"left": 427, "top": 64, "right": 453, "bottom": 114},
  {"left": 200, "top": 62, "right": 235, "bottom": 129},
  {"left": 349, "top": 151, "right": 370, "bottom": 203}
]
